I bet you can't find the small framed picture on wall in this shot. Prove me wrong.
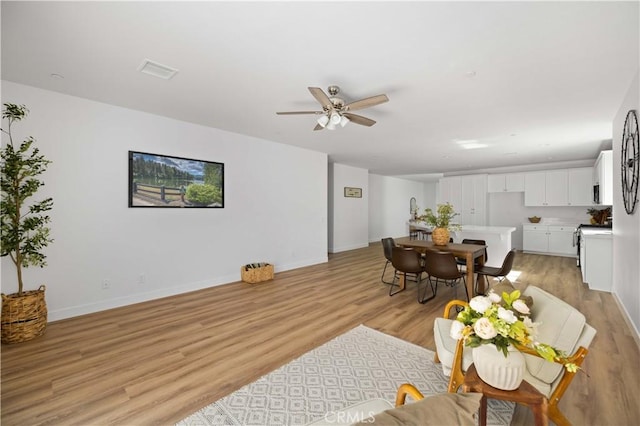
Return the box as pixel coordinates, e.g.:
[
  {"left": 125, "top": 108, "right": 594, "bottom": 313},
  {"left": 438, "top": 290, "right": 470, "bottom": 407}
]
[{"left": 344, "top": 187, "right": 362, "bottom": 198}]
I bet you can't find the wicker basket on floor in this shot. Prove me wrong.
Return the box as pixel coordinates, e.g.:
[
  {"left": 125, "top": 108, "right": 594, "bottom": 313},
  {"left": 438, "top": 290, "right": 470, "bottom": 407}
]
[
  {"left": 241, "top": 263, "right": 274, "bottom": 284},
  {"left": 1, "top": 285, "right": 48, "bottom": 344}
]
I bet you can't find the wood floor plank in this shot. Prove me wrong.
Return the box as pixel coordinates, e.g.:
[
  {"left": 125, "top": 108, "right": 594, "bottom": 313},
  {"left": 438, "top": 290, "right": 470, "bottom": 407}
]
[{"left": 1, "top": 243, "right": 638, "bottom": 425}]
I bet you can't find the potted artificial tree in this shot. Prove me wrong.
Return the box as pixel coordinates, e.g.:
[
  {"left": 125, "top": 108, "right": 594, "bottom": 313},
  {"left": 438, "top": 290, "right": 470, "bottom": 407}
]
[
  {"left": 418, "top": 203, "right": 461, "bottom": 246},
  {"left": 1, "top": 103, "right": 53, "bottom": 344}
]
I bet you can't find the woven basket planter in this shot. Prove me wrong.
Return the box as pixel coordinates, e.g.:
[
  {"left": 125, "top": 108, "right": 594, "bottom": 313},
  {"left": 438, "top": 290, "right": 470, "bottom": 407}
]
[
  {"left": 432, "top": 228, "right": 450, "bottom": 246},
  {"left": 1, "top": 285, "right": 47, "bottom": 344},
  {"left": 241, "top": 263, "right": 274, "bottom": 284}
]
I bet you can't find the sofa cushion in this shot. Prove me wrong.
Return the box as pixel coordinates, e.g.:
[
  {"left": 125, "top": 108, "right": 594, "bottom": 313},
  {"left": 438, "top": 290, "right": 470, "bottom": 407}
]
[
  {"left": 352, "top": 392, "right": 482, "bottom": 426},
  {"left": 522, "top": 286, "right": 586, "bottom": 384},
  {"left": 487, "top": 278, "right": 533, "bottom": 308}
]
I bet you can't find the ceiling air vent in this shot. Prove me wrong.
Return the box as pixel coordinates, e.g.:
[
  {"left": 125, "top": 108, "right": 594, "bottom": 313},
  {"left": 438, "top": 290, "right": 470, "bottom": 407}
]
[{"left": 137, "top": 59, "right": 179, "bottom": 80}]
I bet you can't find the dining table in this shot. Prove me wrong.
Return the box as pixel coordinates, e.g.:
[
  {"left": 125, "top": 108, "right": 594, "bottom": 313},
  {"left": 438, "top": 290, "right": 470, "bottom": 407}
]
[{"left": 394, "top": 236, "right": 487, "bottom": 299}]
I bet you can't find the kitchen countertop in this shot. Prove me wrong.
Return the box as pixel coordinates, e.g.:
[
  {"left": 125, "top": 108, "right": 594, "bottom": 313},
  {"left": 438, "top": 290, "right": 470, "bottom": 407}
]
[
  {"left": 409, "top": 222, "right": 516, "bottom": 234},
  {"left": 523, "top": 220, "right": 579, "bottom": 227},
  {"left": 455, "top": 225, "right": 516, "bottom": 233},
  {"left": 580, "top": 228, "right": 613, "bottom": 236}
]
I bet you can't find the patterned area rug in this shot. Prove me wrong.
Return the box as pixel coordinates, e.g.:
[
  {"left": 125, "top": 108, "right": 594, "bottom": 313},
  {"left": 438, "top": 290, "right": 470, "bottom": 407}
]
[{"left": 177, "top": 325, "right": 514, "bottom": 426}]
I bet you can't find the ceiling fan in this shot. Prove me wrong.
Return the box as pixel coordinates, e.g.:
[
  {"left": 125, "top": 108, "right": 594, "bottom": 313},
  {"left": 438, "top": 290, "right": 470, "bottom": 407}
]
[{"left": 276, "top": 85, "right": 389, "bottom": 130}]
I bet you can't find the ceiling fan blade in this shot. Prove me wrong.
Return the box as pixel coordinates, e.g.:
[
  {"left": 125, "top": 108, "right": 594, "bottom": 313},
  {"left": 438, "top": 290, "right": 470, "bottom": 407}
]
[
  {"left": 344, "top": 94, "right": 389, "bottom": 111},
  {"left": 342, "top": 113, "right": 376, "bottom": 127},
  {"left": 308, "top": 87, "right": 333, "bottom": 110},
  {"left": 276, "top": 111, "right": 322, "bottom": 115},
  {"left": 313, "top": 123, "right": 324, "bottom": 131}
]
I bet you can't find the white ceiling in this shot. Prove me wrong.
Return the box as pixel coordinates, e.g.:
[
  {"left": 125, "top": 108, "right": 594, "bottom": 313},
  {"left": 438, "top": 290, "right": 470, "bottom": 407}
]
[{"left": 2, "top": 1, "right": 638, "bottom": 179}]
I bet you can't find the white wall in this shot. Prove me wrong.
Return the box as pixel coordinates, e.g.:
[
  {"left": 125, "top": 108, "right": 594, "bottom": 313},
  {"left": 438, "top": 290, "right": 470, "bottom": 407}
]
[
  {"left": 368, "top": 174, "right": 424, "bottom": 243},
  {"left": 1, "top": 81, "right": 328, "bottom": 321},
  {"left": 611, "top": 71, "right": 640, "bottom": 336},
  {"left": 328, "top": 163, "right": 369, "bottom": 253}
]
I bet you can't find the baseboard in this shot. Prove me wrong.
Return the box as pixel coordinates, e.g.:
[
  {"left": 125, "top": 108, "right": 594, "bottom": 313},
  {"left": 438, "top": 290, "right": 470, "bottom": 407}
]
[
  {"left": 48, "top": 275, "right": 237, "bottom": 322},
  {"left": 329, "top": 242, "right": 369, "bottom": 253},
  {"left": 611, "top": 290, "right": 640, "bottom": 351},
  {"left": 276, "top": 256, "right": 329, "bottom": 271},
  {"left": 49, "top": 256, "right": 329, "bottom": 322},
  {"left": 521, "top": 251, "right": 577, "bottom": 258}
]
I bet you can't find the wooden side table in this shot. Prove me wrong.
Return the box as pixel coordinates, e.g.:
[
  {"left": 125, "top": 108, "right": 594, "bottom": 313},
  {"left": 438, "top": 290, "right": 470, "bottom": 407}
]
[{"left": 462, "top": 364, "right": 549, "bottom": 426}]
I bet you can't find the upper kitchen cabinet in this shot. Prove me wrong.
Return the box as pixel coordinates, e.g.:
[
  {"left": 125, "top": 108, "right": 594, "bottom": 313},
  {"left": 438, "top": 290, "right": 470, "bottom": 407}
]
[
  {"left": 568, "top": 168, "right": 594, "bottom": 206},
  {"left": 487, "top": 173, "right": 525, "bottom": 192},
  {"left": 439, "top": 175, "right": 487, "bottom": 225},
  {"left": 525, "top": 170, "right": 566, "bottom": 205},
  {"left": 461, "top": 174, "right": 488, "bottom": 225},
  {"left": 594, "top": 150, "right": 613, "bottom": 205},
  {"left": 524, "top": 168, "right": 593, "bottom": 206},
  {"left": 438, "top": 176, "right": 462, "bottom": 210}
]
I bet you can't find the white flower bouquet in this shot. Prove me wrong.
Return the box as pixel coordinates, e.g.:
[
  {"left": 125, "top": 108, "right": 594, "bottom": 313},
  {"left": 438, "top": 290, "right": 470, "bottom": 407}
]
[{"left": 450, "top": 290, "right": 578, "bottom": 372}]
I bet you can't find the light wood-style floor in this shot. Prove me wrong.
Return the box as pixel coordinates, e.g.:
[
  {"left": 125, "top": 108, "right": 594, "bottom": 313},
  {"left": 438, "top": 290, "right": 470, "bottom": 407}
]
[{"left": 2, "top": 243, "right": 639, "bottom": 425}]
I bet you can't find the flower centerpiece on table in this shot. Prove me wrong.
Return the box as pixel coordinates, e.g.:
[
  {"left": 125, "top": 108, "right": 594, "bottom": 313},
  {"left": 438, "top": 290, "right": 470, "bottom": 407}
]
[
  {"left": 417, "top": 202, "right": 461, "bottom": 245},
  {"left": 450, "top": 290, "right": 578, "bottom": 373}
]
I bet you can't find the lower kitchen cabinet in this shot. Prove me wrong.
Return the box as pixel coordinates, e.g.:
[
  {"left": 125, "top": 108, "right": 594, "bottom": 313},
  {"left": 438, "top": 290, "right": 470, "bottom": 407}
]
[
  {"left": 523, "top": 224, "right": 577, "bottom": 257},
  {"left": 547, "top": 226, "right": 576, "bottom": 254},
  {"left": 580, "top": 230, "right": 612, "bottom": 292}
]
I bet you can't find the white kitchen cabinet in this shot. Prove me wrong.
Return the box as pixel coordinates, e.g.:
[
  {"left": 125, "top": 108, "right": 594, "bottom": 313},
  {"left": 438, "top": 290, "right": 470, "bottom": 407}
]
[
  {"left": 524, "top": 172, "right": 547, "bottom": 206},
  {"left": 523, "top": 224, "right": 577, "bottom": 256},
  {"left": 547, "top": 226, "right": 576, "bottom": 254},
  {"left": 438, "top": 176, "right": 462, "bottom": 210},
  {"left": 523, "top": 225, "right": 549, "bottom": 252},
  {"left": 580, "top": 229, "right": 612, "bottom": 292},
  {"left": 568, "top": 167, "right": 594, "bottom": 206},
  {"left": 580, "top": 237, "right": 587, "bottom": 280},
  {"left": 438, "top": 175, "right": 487, "bottom": 225},
  {"left": 487, "top": 173, "right": 525, "bottom": 193},
  {"left": 544, "top": 170, "right": 569, "bottom": 205},
  {"left": 594, "top": 150, "right": 613, "bottom": 205},
  {"left": 525, "top": 168, "right": 592, "bottom": 206},
  {"left": 461, "top": 175, "right": 487, "bottom": 225}
]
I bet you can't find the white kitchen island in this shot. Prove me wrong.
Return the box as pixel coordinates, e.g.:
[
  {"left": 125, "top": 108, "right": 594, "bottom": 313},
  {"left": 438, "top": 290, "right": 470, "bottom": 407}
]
[{"left": 410, "top": 222, "right": 515, "bottom": 268}]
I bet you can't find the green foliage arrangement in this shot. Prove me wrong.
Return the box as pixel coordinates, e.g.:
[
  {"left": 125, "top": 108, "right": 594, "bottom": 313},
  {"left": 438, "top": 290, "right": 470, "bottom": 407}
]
[
  {"left": 418, "top": 202, "right": 461, "bottom": 230},
  {"left": 451, "top": 290, "right": 578, "bottom": 372},
  {"left": 1, "top": 103, "right": 54, "bottom": 295},
  {"left": 185, "top": 184, "right": 222, "bottom": 206}
]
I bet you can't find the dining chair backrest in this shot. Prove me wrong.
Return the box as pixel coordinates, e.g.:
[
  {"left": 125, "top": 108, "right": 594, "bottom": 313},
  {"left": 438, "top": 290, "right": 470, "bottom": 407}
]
[
  {"left": 424, "top": 251, "right": 462, "bottom": 280},
  {"left": 391, "top": 247, "right": 423, "bottom": 274},
  {"left": 460, "top": 239, "right": 487, "bottom": 263},
  {"left": 495, "top": 249, "right": 516, "bottom": 275},
  {"left": 381, "top": 237, "right": 396, "bottom": 262}
]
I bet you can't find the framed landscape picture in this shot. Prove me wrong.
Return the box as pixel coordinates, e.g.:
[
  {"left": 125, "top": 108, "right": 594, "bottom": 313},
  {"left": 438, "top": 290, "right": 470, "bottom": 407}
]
[{"left": 128, "top": 151, "right": 224, "bottom": 208}]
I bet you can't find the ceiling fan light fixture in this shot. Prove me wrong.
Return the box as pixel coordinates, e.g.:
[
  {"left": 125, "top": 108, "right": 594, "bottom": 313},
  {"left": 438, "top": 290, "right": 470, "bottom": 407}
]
[
  {"left": 317, "top": 114, "right": 329, "bottom": 128},
  {"left": 278, "top": 85, "right": 388, "bottom": 131}
]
